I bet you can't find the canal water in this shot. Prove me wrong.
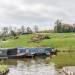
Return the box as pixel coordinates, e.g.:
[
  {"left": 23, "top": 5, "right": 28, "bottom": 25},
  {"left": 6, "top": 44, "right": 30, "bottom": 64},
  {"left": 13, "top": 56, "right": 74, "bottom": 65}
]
[{"left": 5, "top": 56, "right": 57, "bottom": 75}]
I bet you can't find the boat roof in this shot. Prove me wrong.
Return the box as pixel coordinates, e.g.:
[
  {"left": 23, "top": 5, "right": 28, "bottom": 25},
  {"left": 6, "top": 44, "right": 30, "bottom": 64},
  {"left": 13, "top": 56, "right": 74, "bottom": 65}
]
[
  {"left": 0, "top": 48, "right": 8, "bottom": 50},
  {"left": 0, "top": 47, "right": 53, "bottom": 50}
]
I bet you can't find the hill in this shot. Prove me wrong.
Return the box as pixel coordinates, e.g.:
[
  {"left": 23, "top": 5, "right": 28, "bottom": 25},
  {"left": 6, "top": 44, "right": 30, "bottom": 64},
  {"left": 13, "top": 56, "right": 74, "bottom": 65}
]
[{"left": 1, "top": 33, "right": 75, "bottom": 50}]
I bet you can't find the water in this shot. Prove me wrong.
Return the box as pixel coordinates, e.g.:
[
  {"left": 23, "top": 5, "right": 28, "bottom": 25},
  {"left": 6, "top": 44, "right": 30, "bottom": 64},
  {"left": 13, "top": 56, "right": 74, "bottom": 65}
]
[{"left": 5, "top": 57, "right": 57, "bottom": 75}]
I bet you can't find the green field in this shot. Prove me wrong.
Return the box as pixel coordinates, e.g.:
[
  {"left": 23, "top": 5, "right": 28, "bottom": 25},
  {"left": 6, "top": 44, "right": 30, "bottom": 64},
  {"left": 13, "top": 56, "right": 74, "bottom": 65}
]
[
  {"left": 1, "top": 33, "right": 75, "bottom": 68},
  {"left": 1, "top": 33, "right": 75, "bottom": 50}
]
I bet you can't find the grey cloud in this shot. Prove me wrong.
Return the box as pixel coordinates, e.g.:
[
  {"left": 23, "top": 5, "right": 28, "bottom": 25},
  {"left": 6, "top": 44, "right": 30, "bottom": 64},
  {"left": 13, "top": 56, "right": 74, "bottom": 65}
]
[{"left": 0, "top": 0, "right": 75, "bottom": 29}]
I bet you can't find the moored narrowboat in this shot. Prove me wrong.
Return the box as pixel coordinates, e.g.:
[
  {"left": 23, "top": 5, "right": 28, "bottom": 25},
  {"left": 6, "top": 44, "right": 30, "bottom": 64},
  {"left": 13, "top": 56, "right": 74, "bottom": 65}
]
[{"left": 0, "top": 47, "right": 57, "bottom": 59}]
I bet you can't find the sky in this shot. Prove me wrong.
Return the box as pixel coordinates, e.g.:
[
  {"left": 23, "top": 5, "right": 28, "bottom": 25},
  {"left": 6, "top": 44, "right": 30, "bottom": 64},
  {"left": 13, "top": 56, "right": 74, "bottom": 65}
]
[{"left": 0, "top": 0, "right": 75, "bottom": 30}]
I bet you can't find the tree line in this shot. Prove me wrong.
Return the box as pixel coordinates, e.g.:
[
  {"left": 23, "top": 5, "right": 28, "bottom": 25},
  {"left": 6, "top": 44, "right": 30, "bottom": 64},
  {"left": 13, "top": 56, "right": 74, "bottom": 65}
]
[
  {"left": 54, "top": 20, "right": 75, "bottom": 33},
  {"left": 0, "top": 19, "right": 75, "bottom": 39},
  {"left": 0, "top": 25, "right": 39, "bottom": 40}
]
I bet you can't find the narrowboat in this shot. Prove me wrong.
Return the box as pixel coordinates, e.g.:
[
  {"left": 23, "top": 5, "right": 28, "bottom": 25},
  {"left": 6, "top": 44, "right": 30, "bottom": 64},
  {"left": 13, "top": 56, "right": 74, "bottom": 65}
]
[{"left": 0, "top": 47, "right": 57, "bottom": 59}]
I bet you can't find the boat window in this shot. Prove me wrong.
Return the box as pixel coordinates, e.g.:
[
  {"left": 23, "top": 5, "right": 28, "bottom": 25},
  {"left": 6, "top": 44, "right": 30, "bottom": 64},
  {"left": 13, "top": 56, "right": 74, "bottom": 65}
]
[
  {"left": 18, "top": 48, "right": 26, "bottom": 53},
  {"left": 0, "top": 51, "right": 2, "bottom": 54},
  {"left": 45, "top": 48, "right": 52, "bottom": 53},
  {"left": 37, "top": 48, "right": 45, "bottom": 53}
]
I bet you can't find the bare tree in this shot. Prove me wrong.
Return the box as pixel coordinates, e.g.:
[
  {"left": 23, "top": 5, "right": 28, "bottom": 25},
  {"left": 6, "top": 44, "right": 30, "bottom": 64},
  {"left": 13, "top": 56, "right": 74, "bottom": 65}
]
[
  {"left": 34, "top": 25, "right": 39, "bottom": 33},
  {"left": 2, "top": 27, "right": 8, "bottom": 37},
  {"left": 26, "top": 27, "right": 33, "bottom": 33},
  {"left": 54, "top": 19, "right": 62, "bottom": 33},
  {"left": 21, "top": 25, "right": 25, "bottom": 34},
  {"left": 10, "top": 30, "right": 16, "bottom": 38}
]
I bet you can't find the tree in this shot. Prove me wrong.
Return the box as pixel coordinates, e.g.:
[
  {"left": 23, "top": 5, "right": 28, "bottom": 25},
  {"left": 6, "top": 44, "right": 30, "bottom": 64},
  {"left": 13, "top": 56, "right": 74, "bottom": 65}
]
[
  {"left": 2, "top": 27, "right": 8, "bottom": 37},
  {"left": 26, "top": 27, "right": 33, "bottom": 33},
  {"left": 10, "top": 30, "right": 16, "bottom": 38},
  {"left": 73, "top": 23, "right": 75, "bottom": 32},
  {"left": 54, "top": 20, "right": 73, "bottom": 33},
  {"left": 34, "top": 25, "right": 39, "bottom": 33},
  {"left": 21, "top": 26, "right": 25, "bottom": 34},
  {"left": 54, "top": 20, "right": 62, "bottom": 33},
  {"left": 1, "top": 27, "right": 8, "bottom": 41}
]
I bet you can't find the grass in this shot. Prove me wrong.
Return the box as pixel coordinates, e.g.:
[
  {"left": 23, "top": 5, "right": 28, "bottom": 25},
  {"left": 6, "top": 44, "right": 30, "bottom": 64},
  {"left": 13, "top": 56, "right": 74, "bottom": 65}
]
[
  {"left": 51, "top": 52, "right": 75, "bottom": 68},
  {"left": 0, "top": 64, "right": 8, "bottom": 73},
  {"left": 1, "top": 33, "right": 75, "bottom": 50}
]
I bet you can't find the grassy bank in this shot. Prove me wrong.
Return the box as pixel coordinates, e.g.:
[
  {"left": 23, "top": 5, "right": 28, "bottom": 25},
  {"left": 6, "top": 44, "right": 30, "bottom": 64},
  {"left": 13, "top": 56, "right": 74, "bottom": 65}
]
[
  {"left": 1, "top": 33, "right": 75, "bottom": 50},
  {"left": 51, "top": 52, "right": 75, "bottom": 68}
]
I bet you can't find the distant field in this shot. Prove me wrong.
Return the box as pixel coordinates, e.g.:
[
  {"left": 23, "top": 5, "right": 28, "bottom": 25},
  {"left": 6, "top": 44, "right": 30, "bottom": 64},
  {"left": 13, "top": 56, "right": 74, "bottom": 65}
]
[{"left": 1, "top": 33, "right": 75, "bottom": 51}]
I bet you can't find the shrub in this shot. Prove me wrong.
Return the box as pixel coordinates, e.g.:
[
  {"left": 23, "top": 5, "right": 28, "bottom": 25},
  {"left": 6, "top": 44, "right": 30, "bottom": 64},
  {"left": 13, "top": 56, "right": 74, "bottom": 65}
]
[
  {"left": 2, "top": 38, "right": 6, "bottom": 41},
  {"left": 29, "top": 34, "right": 50, "bottom": 43}
]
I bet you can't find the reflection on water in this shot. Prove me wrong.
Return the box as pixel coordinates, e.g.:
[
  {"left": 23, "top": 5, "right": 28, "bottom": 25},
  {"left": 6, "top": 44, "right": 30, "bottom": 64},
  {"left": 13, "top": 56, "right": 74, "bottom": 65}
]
[{"left": 5, "top": 56, "right": 57, "bottom": 75}]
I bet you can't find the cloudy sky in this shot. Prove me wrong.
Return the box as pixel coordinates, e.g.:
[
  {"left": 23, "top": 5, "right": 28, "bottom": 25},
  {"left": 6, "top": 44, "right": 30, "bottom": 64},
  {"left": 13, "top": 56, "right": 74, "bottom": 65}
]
[{"left": 0, "top": 0, "right": 75, "bottom": 30}]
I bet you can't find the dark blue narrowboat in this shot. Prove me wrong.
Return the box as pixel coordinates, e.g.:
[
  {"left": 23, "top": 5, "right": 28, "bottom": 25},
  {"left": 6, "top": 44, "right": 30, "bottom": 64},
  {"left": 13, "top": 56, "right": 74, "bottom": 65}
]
[{"left": 0, "top": 47, "right": 57, "bottom": 59}]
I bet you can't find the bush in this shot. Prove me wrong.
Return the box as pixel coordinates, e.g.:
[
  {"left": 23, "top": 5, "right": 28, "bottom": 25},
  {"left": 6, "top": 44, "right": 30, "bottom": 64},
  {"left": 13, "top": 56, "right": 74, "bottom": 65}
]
[
  {"left": 29, "top": 34, "right": 50, "bottom": 43},
  {"left": 44, "top": 35, "right": 50, "bottom": 39},
  {"left": 14, "top": 36, "right": 19, "bottom": 39},
  {"left": 2, "top": 38, "right": 6, "bottom": 41}
]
